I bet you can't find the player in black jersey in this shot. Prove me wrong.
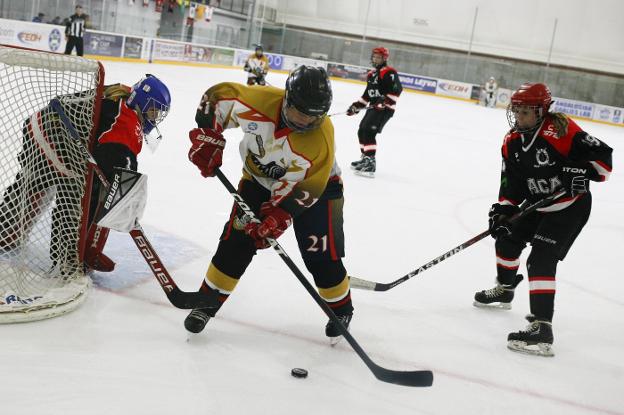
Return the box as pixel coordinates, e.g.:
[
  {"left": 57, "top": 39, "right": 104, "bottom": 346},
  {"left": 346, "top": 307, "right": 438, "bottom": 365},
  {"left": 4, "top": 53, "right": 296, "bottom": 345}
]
[
  {"left": 473, "top": 83, "right": 613, "bottom": 356},
  {"left": 346, "top": 46, "right": 402, "bottom": 177}
]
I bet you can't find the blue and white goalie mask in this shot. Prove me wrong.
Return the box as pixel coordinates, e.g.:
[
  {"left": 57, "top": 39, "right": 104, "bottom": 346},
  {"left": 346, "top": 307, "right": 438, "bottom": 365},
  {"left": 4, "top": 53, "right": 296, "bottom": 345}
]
[{"left": 127, "top": 74, "right": 171, "bottom": 152}]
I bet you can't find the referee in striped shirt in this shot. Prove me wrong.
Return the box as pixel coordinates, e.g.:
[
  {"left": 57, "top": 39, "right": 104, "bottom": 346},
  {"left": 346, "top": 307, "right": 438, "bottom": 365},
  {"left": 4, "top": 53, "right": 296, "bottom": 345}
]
[{"left": 64, "top": 5, "right": 88, "bottom": 56}]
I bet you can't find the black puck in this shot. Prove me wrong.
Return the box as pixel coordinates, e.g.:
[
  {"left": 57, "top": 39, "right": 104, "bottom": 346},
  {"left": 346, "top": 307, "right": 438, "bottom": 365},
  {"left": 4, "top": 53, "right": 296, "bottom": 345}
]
[{"left": 291, "top": 368, "right": 308, "bottom": 378}]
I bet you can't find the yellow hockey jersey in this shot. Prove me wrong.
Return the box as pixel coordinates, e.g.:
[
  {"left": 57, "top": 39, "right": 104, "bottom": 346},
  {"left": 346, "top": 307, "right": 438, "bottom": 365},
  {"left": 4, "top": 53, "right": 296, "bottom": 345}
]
[
  {"left": 195, "top": 82, "right": 341, "bottom": 217},
  {"left": 245, "top": 53, "right": 269, "bottom": 75}
]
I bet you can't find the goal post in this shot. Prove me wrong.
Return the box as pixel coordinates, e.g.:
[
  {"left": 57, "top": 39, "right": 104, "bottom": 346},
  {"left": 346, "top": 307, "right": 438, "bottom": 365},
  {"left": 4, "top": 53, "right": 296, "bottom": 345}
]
[{"left": 0, "top": 44, "right": 104, "bottom": 322}]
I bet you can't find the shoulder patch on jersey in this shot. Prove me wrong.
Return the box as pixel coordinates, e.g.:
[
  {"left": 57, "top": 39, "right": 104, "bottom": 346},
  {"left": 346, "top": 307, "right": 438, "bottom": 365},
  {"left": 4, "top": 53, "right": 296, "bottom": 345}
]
[
  {"left": 539, "top": 117, "right": 576, "bottom": 157},
  {"left": 379, "top": 66, "right": 397, "bottom": 79}
]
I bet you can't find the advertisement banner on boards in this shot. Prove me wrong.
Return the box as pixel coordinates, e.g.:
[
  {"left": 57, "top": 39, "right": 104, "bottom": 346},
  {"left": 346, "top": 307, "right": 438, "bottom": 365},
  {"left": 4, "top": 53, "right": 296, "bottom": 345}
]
[
  {"left": 183, "top": 44, "right": 213, "bottom": 63},
  {"left": 435, "top": 79, "right": 473, "bottom": 99},
  {"left": 210, "top": 48, "right": 235, "bottom": 65},
  {"left": 0, "top": 18, "right": 65, "bottom": 52},
  {"left": 592, "top": 104, "right": 624, "bottom": 124},
  {"left": 123, "top": 36, "right": 143, "bottom": 59},
  {"left": 152, "top": 40, "right": 186, "bottom": 61},
  {"left": 84, "top": 32, "right": 123, "bottom": 57},
  {"left": 496, "top": 88, "right": 512, "bottom": 108},
  {"left": 398, "top": 73, "right": 437, "bottom": 93},
  {"left": 327, "top": 63, "right": 369, "bottom": 82},
  {"left": 552, "top": 97, "right": 594, "bottom": 119}
]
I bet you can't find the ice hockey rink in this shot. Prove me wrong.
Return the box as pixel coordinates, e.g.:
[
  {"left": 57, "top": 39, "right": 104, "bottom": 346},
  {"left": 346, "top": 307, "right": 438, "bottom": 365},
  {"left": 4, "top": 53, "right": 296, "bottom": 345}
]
[{"left": 1, "top": 60, "right": 622, "bottom": 415}]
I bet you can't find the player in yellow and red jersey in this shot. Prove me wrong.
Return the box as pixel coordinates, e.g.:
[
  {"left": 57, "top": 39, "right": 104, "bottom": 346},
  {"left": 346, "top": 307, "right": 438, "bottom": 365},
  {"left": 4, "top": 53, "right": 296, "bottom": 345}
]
[{"left": 183, "top": 66, "right": 354, "bottom": 344}]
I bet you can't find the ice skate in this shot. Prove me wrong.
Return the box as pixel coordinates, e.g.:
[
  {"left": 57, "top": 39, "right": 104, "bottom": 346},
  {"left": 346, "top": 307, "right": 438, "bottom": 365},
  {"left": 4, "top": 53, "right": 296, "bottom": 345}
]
[
  {"left": 507, "top": 315, "right": 554, "bottom": 357},
  {"left": 325, "top": 313, "right": 352, "bottom": 346},
  {"left": 350, "top": 154, "right": 365, "bottom": 170},
  {"left": 354, "top": 156, "right": 375, "bottom": 178},
  {"left": 473, "top": 274, "right": 523, "bottom": 310},
  {"left": 184, "top": 308, "right": 214, "bottom": 334}
]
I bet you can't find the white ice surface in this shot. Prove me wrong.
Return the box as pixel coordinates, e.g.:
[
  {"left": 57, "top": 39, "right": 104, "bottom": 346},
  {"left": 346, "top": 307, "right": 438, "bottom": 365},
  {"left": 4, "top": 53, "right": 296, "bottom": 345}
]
[{"left": 1, "top": 61, "right": 623, "bottom": 415}]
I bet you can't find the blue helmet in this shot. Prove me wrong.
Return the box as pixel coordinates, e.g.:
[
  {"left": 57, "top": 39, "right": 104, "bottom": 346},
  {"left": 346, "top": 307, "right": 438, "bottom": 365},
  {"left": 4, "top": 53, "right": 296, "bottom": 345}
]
[{"left": 127, "top": 74, "right": 171, "bottom": 135}]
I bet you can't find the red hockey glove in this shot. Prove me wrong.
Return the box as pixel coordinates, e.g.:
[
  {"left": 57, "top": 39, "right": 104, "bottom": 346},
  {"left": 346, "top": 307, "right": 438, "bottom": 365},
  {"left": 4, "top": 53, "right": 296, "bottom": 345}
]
[
  {"left": 346, "top": 101, "right": 366, "bottom": 116},
  {"left": 244, "top": 202, "right": 293, "bottom": 249},
  {"left": 188, "top": 127, "right": 226, "bottom": 177}
]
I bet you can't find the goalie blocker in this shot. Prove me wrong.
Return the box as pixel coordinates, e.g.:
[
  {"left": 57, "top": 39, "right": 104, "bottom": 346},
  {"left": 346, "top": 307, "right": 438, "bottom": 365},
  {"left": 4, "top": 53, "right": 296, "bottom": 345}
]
[{"left": 96, "top": 167, "right": 148, "bottom": 233}]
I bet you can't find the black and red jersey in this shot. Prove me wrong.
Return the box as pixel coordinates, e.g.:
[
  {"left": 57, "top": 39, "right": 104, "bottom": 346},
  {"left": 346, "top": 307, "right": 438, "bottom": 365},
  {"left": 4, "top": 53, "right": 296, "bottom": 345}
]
[
  {"left": 499, "top": 115, "right": 612, "bottom": 212},
  {"left": 96, "top": 97, "right": 143, "bottom": 156},
  {"left": 357, "top": 64, "right": 403, "bottom": 112}
]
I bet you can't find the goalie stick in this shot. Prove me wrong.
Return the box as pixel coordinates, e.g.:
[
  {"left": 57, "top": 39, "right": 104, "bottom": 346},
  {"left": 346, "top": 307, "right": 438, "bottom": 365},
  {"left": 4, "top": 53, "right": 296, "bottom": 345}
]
[
  {"left": 349, "top": 189, "right": 567, "bottom": 292},
  {"left": 214, "top": 168, "right": 433, "bottom": 387},
  {"left": 50, "top": 98, "right": 219, "bottom": 310}
]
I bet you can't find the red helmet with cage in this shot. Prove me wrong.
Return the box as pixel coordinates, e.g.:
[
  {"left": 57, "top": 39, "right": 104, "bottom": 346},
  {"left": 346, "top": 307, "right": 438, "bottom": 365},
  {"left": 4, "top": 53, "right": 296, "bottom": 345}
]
[
  {"left": 507, "top": 83, "right": 553, "bottom": 132},
  {"left": 371, "top": 46, "right": 389, "bottom": 60},
  {"left": 510, "top": 83, "right": 552, "bottom": 111}
]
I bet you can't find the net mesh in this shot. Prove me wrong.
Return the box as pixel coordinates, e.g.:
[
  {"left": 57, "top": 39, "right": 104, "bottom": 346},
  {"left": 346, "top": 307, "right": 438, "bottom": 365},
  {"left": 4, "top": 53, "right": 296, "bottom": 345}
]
[{"left": 0, "top": 45, "right": 102, "bottom": 322}]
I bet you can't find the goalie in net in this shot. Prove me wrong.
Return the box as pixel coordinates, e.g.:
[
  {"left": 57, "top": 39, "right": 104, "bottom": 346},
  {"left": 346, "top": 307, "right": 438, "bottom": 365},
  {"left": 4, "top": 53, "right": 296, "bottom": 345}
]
[
  {"left": 0, "top": 61, "right": 170, "bottom": 320},
  {"left": 0, "top": 74, "right": 171, "bottom": 273}
]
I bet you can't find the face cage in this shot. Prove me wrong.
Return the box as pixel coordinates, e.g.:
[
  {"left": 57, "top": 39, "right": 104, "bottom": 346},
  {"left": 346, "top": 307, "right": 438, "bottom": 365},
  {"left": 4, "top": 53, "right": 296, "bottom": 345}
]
[
  {"left": 370, "top": 53, "right": 386, "bottom": 67},
  {"left": 281, "top": 100, "right": 326, "bottom": 133},
  {"left": 140, "top": 97, "right": 170, "bottom": 135},
  {"left": 506, "top": 104, "right": 544, "bottom": 133}
]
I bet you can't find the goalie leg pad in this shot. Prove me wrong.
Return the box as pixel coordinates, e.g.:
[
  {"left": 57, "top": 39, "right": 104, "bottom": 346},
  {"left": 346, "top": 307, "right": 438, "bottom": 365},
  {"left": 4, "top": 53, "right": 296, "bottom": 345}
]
[{"left": 84, "top": 225, "right": 115, "bottom": 272}]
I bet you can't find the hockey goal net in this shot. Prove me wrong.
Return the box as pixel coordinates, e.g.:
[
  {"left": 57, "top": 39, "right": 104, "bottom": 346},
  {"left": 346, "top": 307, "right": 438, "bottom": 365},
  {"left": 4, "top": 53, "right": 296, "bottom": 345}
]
[{"left": 0, "top": 44, "right": 104, "bottom": 322}]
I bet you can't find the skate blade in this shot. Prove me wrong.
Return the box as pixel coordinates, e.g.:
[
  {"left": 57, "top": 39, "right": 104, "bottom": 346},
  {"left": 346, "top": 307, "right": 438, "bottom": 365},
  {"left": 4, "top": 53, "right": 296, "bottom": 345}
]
[
  {"left": 507, "top": 340, "right": 554, "bottom": 357},
  {"left": 473, "top": 300, "right": 511, "bottom": 310},
  {"left": 354, "top": 170, "right": 375, "bottom": 178},
  {"left": 329, "top": 335, "right": 343, "bottom": 347}
]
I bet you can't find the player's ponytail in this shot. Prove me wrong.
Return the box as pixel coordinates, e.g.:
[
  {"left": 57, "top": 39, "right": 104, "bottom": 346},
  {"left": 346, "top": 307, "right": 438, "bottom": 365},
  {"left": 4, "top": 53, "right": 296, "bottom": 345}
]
[
  {"left": 103, "top": 84, "right": 131, "bottom": 101},
  {"left": 549, "top": 112, "right": 569, "bottom": 138}
]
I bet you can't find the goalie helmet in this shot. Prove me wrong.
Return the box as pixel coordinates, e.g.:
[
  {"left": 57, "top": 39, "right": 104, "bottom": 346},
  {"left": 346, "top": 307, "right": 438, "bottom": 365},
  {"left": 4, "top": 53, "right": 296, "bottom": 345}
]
[
  {"left": 127, "top": 74, "right": 171, "bottom": 136},
  {"left": 282, "top": 65, "right": 332, "bottom": 132},
  {"left": 506, "top": 83, "right": 553, "bottom": 131},
  {"left": 254, "top": 44, "right": 264, "bottom": 55}
]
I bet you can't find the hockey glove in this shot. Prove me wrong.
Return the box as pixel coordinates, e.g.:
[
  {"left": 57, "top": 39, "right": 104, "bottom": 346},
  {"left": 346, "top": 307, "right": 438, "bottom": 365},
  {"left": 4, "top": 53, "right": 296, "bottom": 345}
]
[
  {"left": 244, "top": 202, "right": 292, "bottom": 249},
  {"left": 488, "top": 203, "right": 521, "bottom": 239},
  {"left": 188, "top": 127, "right": 226, "bottom": 177},
  {"left": 560, "top": 163, "right": 590, "bottom": 197},
  {"left": 375, "top": 96, "right": 396, "bottom": 111},
  {"left": 347, "top": 101, "right": 366, "bottom": 116}
]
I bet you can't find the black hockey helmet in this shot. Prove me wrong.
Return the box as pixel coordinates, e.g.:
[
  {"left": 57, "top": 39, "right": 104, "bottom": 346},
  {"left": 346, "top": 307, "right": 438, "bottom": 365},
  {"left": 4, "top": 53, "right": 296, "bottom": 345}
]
[{"left": 282, "top": 65, "right": 332, "bottom": 132}]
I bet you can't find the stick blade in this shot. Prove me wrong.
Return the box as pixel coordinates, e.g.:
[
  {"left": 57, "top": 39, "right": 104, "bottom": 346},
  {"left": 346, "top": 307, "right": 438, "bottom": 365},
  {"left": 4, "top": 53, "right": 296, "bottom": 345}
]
[
  {"left": 349, "top": 276, "right": 385, "bottom": 291},
  {"left": 167, "top": 288, "right": 220, "bottom": 309},
  {"left": 373, "top": 366, "right": 434, "bottom": 387}
]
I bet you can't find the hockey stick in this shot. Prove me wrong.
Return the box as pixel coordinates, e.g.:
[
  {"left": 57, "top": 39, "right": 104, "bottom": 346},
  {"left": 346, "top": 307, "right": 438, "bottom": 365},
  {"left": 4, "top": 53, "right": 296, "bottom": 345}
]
[
  {"left": 214, "top": 168, "right": 433, "bottom": 387},
  {"left": 350, "top": 189, "right": 567, "bottom": 291},
  {"left": 50, "top": 98, "right": 219, "bottom": 309},
  {"left": 329, "top": 105, "right": 373, "bottom": 117}
]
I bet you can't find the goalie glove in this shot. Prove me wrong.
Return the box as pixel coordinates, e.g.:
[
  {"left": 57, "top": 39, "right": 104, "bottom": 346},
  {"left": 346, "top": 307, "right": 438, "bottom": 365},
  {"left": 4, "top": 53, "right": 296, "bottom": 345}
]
[
  {"left": 244, "top": 202, "right": 292, "bottom": 249},
  {"left": 188, "top": 127, "right": 226, "bottom": 177}
]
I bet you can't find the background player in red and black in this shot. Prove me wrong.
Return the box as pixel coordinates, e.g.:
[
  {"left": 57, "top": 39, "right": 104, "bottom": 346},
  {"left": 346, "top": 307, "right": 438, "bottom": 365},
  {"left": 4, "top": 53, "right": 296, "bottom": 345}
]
[
  {"left": 347, "top": 46, "right": 402, "bottom": 177},
  {"left": 473, "top": 83, "right": 613, "bottom": 356}
]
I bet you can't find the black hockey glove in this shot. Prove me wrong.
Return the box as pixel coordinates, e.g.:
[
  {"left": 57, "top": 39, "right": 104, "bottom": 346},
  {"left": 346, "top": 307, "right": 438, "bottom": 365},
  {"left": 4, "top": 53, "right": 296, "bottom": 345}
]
[
  {"left": 347, "top": 101, "right": 366, "bottom": 116},
  {"left": 560, "top": 163, "right": 590, "bottom": 197},
  {"left": 488, "top": 203, "right": 521, "bottom": 239}
]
